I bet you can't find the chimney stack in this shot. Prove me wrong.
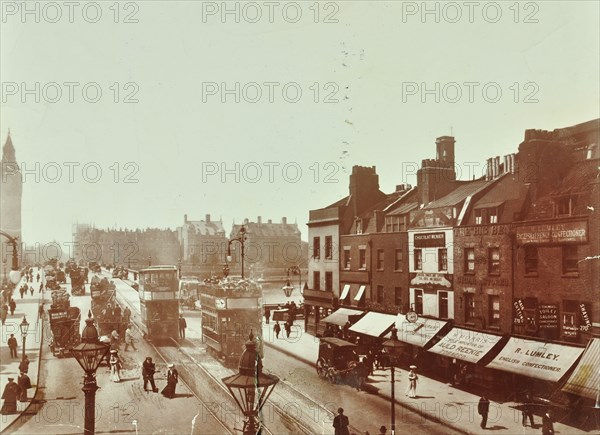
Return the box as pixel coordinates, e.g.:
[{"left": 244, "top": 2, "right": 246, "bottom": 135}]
[
  {"left": 257, "top": 216, "right": 262, "bottom": 224},
  {"left": 244, "top": 218, "right": 249, "bottom": 225},
  {"left": 268, "top": 219, "right": 272, "bottom": 224},
  {"left": 281, "top": 217, "right": 287, "bottom": 225},
  {"left": 184, "top": 214, "right": 188, "bottom": 223},
  {"left": 205, "top": 214, "right": 211, "bottom": 223}
]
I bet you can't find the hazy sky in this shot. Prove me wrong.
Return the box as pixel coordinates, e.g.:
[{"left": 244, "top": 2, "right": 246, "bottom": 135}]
[{"left": 1, "top": 1, "right": 599, "bottom": 246}]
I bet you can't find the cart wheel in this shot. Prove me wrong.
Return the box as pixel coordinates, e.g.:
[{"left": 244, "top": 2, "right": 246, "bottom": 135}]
[{"left": 316, "top": 358, "right": 327, "bottom": 378}]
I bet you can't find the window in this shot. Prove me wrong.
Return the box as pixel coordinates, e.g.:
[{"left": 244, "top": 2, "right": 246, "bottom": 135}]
[
  {"left": 465, "top": 293, "right": 475, "bottom": 322},
  {"left": 414, "top": 289, "right": 423, "bottom": 315},
  {"left": 464, "top": 248, "right": 475, "bottom": 273},
  {"left": 438, "top": 248, "right": 448, "bottom": 271},
  {"left": 562, "top": 246, "right": 578, "bottom": 274},
  {"left": 488, "top": 208, "right": 498, "bottom": 224},
  {"left": 394, "top": 287, "right": 402, "bottom": 307},
  {"left": 356, "top": 219, "right": 363, "bottom": 235},
  {"left": 414, "top": 249, "right": 423, "bottom": 270},
  {"left": 523, "top": 297, "right": 537, "bottom": 332},
  {"left": 524, "top": 245, "right": 538, "bottom": 274},
  {"left": 475, "top": 207, "right": 499, "bottom": 224},
  {"left": 488, "top": 247, "right": 500, "bottom": 275},
  {"left": 313, "top": 271, "right": 320, "bottom": 291},
  {"left": 394, "top": 249, "right": 403, "bottom": 272},
  {"left": 439, "top": 291, "right": 449, "bottom": 319},
  {"left": 555, "top": 196, "right": 576, "bottom": 217},
  {"left": 376, "top": 249, "right": 385, "bottom": 270},
  {"left": 385, "top": 216, "right": 405, "bottom": 232},
  {"left": 325, "top": 272, "right": 333, "bottom": 291},
  {"left": 313, "top": 237, "right": 320, "bottom": 259},
  {"left": 563, "top": 300, "right": 578, "bottom": 328},
  {"left": 377, "top": 285, "right": 384, "bottom": 303},
  {"left": 475, "top": 209, "right": 483, "bottom": 225},
  {"left": 343, "top": 249, "right": 351, "bottom": 270},
  {"left": 325, "top": 236, "right": 333, "bottom": 260},
  {"left": 488, "top": 295, "right": 500, "bottom": 326},
  {"left": 359, "top": 249, "right": 367, "bottom": 269}
]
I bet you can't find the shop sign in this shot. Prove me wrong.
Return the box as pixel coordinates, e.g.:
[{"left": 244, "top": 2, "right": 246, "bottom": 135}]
[
  {"left": 515, "top": 221, "right": 587, "bottom": 245},
  {"left": 580, "top": 303, "right": 592, "bottom": 331},
  {"left": 414, "top": 232, "right": 446, "bottom": 248},
  {"left": 513, "top": 299, "right": 525, "bottom": 325},
  {"left": 538, "top": 304, "right": 559, "bottom": 330},
  {"left": 410, "top": 273, "right": 451, "bottom": 287}
]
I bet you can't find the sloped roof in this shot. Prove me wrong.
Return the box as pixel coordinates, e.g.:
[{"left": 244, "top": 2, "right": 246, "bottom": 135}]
[
  {"left": 232, "top": 222, "right": 300, "bottom": 238},
  {"left": 423, "top": 179, "right": 493, "bottom": 210},
  {"left": 551, "top": 159, "right": 599, "bottom": 196},
  {"left": 187, "top": 219, "right": 225, "bottom": 236},
  {"left": 388, "top": 202, "right": 419, "bottom": 216}
]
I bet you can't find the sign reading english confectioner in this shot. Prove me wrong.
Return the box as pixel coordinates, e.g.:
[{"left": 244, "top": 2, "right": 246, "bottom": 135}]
[{"left": 515, "top": 221, "right": 588, "bottom": 245}]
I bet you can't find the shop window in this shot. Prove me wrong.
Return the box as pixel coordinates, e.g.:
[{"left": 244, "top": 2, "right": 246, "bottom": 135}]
[
  {"left": 488, "top": 247, "right": 500, "bottom": 275},
  {"left": 359, "top": 249, "right": 367, "bottom": 269},
  {"left": 524, "top": 297, "right": 537, "bottom": 333},
  {"left": 394, "top": 249, "right": 403, "bottom": 272},
  {"left": 563, "top": 300, "right": 578, "bottom": 328},
  {"left": 488, "top": 295, "right": 500, "bottom": 326},
  {"left": 325, "top": 272, "right": 333, "bottom": 292},
  {"left": 325, "top": 236, "right": 333, "bottom": 260},
  {"left": 377, "top": 285, "right": 384, "bottom": 304},
  {"left": 439, "top": 291, "right": 449, "bottom": 319},
  {"left": 343, "top": 249, "right": 351, "bottom": 270},
  {"left": 562, "top": 245, "right": 578, "bottom": 274},
  {"left": 438, "top": 248, "right": 448, "bottom": 271},
  {"left": 376, "top": 249, "right": 385, "bottom": 270},
  {"left": 394, "top": 287, "right": 402, "bottom": 307},
  {"left": 313, "top": 271, "right": 320, "bottom": 291},
  {"left": 414, "top": 249, "right": 423, "bottom": 270},
  {"left": 414, "top": 289, "right": 423, "bottom": 315},
  {"left": 524, "top": 245, "right": 538, "bottom": 274},
  {"left": 464, "top": 248, "right": 475, "bottom": 273},
  {"left": 465, "top": 293, "right": 475, "bottom": 322},
  {"left": 313, "top": 237, "right": 320, "bottom": 259}
]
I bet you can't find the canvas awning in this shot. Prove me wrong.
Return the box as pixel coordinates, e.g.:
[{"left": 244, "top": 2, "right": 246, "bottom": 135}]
[
  {"left": 349, "top": 312, "right": 396, "bottom": 338},
  {"left": 486, "top": 337, "right": 585, "bottom": 382},
  {"left": 340, "top": 284, "right": 351, "bottom": 300},
  {"left": 354, "top": 285, "right": 367, "bottom": 301},
  {"left": 428, "top": 327, "right": 502, "bottom": 364},
  {"left": 321, "top": 307, "right": 364, "bottom": 327},
  {"left": 387, "top": 314, "right": 448, "bottom": 348},
  {"left": 562, "top": 338, "right": 600, "bottom": 399}
]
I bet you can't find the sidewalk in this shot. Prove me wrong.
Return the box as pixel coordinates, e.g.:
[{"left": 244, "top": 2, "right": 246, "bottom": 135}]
[
  {"left": 0, "top": 272, "right": 44, "bottom": 433},
  {"left": 261, "top": 320, "right": 588, "bottom": 435}
]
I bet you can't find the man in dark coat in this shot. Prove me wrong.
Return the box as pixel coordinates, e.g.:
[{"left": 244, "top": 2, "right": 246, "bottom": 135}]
[
  {"left": 17, "top": 372, "right": 31, "bottom": 402},
  {"left": 19, "top": 355, "right": 30, "bottom": 374},
  {"left": 478, "top": 396, "right": 490, "bottom": 429},
  {"left": 8, "top": 334, "right": 18, "bottom": 358},
  {"left": 522, "top": 393, "right": 535, "bottom": 427},
  {"left": 542, "top": 411, "right": 555, "bottom": 435},
  {"left": 284, "top": 320, "right": 291, "bottom": 339},
  {"left": 1, "top": 378, "right": 21, "bottom": 414},
  {"left": 9, "top": 299, "right": 16, "bottom": 316},
  {"left": 355, "top": 359, "right": 368, "bottom": 391},
  {"left": 142, "top": 357, "right": 157, "bottom": 392},
  {"left": 264, "top": 307, "right": 270, "bottom": 324},
  {"left": 178, "top": 315, "right": 187, "bottom": 339},
  {"left": 161, "top": 363, "right": 179, "bottom": 398},
  {"left": 273, "top": 321, "right": 281, "bottom": 339},
  {"left": 333, "top": 407, "right": 350, "bottom": 435}
]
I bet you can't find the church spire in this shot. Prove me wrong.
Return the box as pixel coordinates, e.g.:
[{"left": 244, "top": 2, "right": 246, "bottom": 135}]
[{"left": 2, "top": 130, "right": 16, "bottom": 162}]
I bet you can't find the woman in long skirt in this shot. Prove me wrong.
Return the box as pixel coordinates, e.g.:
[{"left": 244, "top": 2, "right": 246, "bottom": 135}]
[
  {"left": 406, "top": 366, "right": 418, "bottom": 398},
  {"left": 110, "top": 350, "right": 122, "bottom": 382}
]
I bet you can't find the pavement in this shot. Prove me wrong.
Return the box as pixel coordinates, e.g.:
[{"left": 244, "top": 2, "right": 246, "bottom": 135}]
[
  {"left": 261, "top": 320, "right": 592, "bottom": 435},
  {"left": 0, "top": 269, "right": 44, "bottom": 433}
]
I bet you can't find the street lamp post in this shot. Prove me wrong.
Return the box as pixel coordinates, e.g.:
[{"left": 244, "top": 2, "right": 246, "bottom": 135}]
[
  {"left": 282, "top": 266, "right": 301, "bottom": 298},
  {"left": 19, "top": 316, "right": 29, "bottom": 361},
  {"left": 177, "top": 258, "right": 182, "bottom": 279},
  {"left": 222, "top": 332, "right": 279, "bottom": 435},
  {"left": 383, "top": 327, "right": 403, "bottom": 435},
  {"left": 148, "top": 256, "right": 152, "bottom": 266},
  {"left": 227, "top": 225, "right": 247, "bottom": 279},
  {"left": 70, "top": 314, "right": 111, "bottom": 435}
]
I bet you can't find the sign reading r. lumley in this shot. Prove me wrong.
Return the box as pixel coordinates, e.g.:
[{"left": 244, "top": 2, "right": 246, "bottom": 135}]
[{"left": 515, "top": 221, "right": 587, "bottom": 245}]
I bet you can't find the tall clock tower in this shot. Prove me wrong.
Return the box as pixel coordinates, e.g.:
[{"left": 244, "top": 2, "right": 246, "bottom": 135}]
[{"left": 0, "top": 131, "right": 22, "bottom": 278}]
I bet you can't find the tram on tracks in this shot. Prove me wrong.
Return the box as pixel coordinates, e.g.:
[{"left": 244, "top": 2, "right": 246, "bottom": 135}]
[
  {"left": 138, "top": 265, "right": 179, "bottom": 341},
  {"left": 199, "top": 278, "right": 263, "bottom": 366}
]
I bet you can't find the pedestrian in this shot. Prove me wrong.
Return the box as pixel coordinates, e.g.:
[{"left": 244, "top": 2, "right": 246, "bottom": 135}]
[
  {"left": 110, "top": 330, "right": 120, "bottom": 351},
  {"left": 378, "top": 426, "right": 387, "bottom": 435},
  {"left": 38, "top": 304, "right": 44, "bottom": 321},
  {"left": 123, "top": 306, "right": 131, "bottom": 325},
  {"left": 542, "top": 410, "right": 554, "bottom": 435},
  {"left": 178, "top": 314, "right": 187, "bottom": 339},
  {"left": 29, "top": 286, "right": 34, "bottom": 296},
  {"left": 36, "top": 273, "right": 40, "bottom": 282},
  {"left": 9, "top": 299, "right": 16, "bottom": 316},
  {"left": 124, "top": 324, "right": 137, "bottom": 351},
  {"left": 19, "top": 355, "right": 30, "bottom": 374},
  {"left": 406, "top": 365, "right": 418, "bottom": 398},
  {"left": 355, "top": 358, "right": 368, "bottom": 391},
  {"left": 343, "top": 321, "right": 351, "bottom": 339},
  {"left": 332, "top": 407, "right": 350, "bottom": 435},
  {"left": 284, "top": 320, "right": 291, "bottom": 339},
  {"left": 264, "top": 306, "right": 270, "bottom": 324},
  {"left": 19, "top": 286, "right": 25, "bottom": 299},
  {"left": 364, "top": 352, "right": 374, "bottom": 376},
  {"left": 39, "top": 282, "right": 44, "bottom": 293},
  {"left": 142, "top": 357, "right": 158, "bottom": 392},
  {"left": 1, "top": 378, "right": 21, "bottom": 415},
  {"left": 17, "top": 372, "right": 31, "bottom": 402},
  {"left": 161, "top": 363, "right": 179, "bottom": 399},
  {"left": 113, "top": 304, "right": 122, "bottom": 318},
  {"left": 8, "top": 334, "right": 18, "bottom": 358},
  {"left": 273, "top": 321, "right": 281, "bottom": 339},
  {"left": 110, "top": 350, "right": 122, "bottom": 382},
  {"left": 478, "top": 395, "right": 490, "bottom": 429},
  {"left": 522, "top": 393, "right": 535, "bottom": 427},
  {"left": 1, "top": 304, "right": 8, "bottom": 325}
]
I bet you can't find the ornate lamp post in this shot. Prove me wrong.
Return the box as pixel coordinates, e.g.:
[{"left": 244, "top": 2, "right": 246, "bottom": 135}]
[
  {"left": 227, "top": 225, "right": 247, "bottom": 279},
  {"left": 70, "top": 314, "right": 111, "bottom": 435},
  {"left": 282, "top": 266, "right": 301, "bottom": 298},
  {"left": 222, "top": 332, "right": 279, "bottom": 435},
  {"left": 383, "top": 327, "right": 404, "bottom": 435},
  {"left": 177, "top": 258, "right": 182, "bottom": 278},
  {"left": 19, "top": 316, "right": 29, "bottom": 361}
]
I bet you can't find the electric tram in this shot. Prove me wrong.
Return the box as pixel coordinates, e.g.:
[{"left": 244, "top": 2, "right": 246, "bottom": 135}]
[{"left": 138, "top": 265, "right": 179, "bottom": 340}]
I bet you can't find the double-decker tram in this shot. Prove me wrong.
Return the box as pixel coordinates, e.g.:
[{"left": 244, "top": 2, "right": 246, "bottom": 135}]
[
  {"left": 138, "top": 265, "right": 179, "bottom": 341},
  {"left": 200, "top": 279, "right": 262, "bottom": 366}
]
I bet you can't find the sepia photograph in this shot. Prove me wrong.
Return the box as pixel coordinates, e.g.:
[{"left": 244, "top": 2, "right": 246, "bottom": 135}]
[{"left": 0, "top": 1, "right": 599, "bottom": 434}]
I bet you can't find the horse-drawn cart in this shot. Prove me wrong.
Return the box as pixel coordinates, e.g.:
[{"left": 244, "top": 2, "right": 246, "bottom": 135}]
[
  {"left": 48, "top": 290, "right": 81, "bottom": 357},
  {"left": 316, "top": 337, "right": 359, "bottom": 384}
]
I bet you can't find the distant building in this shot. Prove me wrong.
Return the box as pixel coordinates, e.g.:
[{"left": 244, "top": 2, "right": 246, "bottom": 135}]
[
  {"left": 0, "top": 131, "right": 22, "bottom": 281},
  {"left": 177, "top": 214, "right": 227, "bottom": 269}
]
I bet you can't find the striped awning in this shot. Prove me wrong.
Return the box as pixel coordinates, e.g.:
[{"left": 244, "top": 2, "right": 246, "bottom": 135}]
[
  {"left": 562, "top": 338, "right": 600, "bottom": 399},
  {"left": 349, "top": 312, "right": 396, "bottom": 338},
  {"left": 321, "top": 308, "right": 364, "bottom": 327}
]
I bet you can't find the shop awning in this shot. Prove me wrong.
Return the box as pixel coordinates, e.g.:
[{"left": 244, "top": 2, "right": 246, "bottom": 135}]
[
  {"left": 486, "top": 337, "right": 585, "bottom": 383},
  {"left": 349, "top": 312, "right": 396, "bottom": 338},
  {"left": 340, "top": 284, "right": 351, "bottom": 300},
  {"left": 387, "top": 315, "right": 448, "bottom": 348},
  {"left": 354, "top": 285, "right": 367, "bottom": 301},
  {"left": 321, "top": 307, "right": 364, "bottom": 327},
  {"left": 428, "top": 327, "right": 502, "bottom": 364},
  {"left": 562, "top": 338, "right": 600, "bottom": 399}
]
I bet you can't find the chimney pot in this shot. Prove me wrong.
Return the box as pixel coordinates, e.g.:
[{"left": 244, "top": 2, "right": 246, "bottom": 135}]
[
  {"left": 184, "top": 214, "right": 188, "bottom": 223},
  {"left": 268, "top": 219, "right": 272, "bottom": 224},
  {"left": 257, "top": 216, "right": 262, "bottom": 224},
  {"left": 205, "top": 214, "right": 210, "bottom": 223},
  {"left": 281, "top": 217, "right": 287, "bottom": 225}
]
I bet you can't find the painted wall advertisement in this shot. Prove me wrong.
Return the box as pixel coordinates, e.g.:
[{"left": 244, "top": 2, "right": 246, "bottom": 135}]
[
  {"left": 515, "top": 221, "right": 588, "bottom": 245},
  {"left": 538, "top": 304, "right": 559, "bottom": 330}
]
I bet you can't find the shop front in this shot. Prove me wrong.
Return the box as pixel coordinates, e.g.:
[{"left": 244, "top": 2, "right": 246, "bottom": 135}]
[
  {"left": 303, "top": 289, "right": 335, "bottom": 336},
  {"left": 349, "top": 311, "right": 396, "bottom": 354},
  {"left": 388, "top": 314, "right": 449, "bottom": 368}
]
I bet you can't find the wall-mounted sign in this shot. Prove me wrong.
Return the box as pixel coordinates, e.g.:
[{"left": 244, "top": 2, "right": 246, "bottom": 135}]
[
  {"left": 455, "top": 225, "right": 511, "bottom": 237},
  {"left": 513, "top": 299, "right": 525, "bottom": 325},
  {"left": 457, "top": 276, "right": 510, "bottom": 286},
  {"left": 414, "top": 232, "right": 446, "bottom": 248},
  {"left": 515, "top": 221, "right": 588, "bottom": 245},
  {"left": 410, "top": 273, "right": 451, "bottom": 288},
  {"left": 538, "top": 304, "right": 559, "bottom": 330},
  {"left": 580, "top": 303, "right": 592, "bottom": 331}
]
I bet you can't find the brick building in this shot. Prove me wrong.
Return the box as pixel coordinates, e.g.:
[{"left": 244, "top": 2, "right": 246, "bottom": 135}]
[{"left": 177, "top": 214, "right": 227, "bottom": 270}]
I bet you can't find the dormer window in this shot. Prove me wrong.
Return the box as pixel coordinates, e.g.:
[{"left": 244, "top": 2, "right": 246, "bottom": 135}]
[
  {"left": 555, "top": 195, "right": 576, "bottom": 217},
  {"left": 474, "top": 203, "right": 502, "bottom": 224},
  {"left": 356, "top": 218, "right": 363, "bottom": 235}
]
